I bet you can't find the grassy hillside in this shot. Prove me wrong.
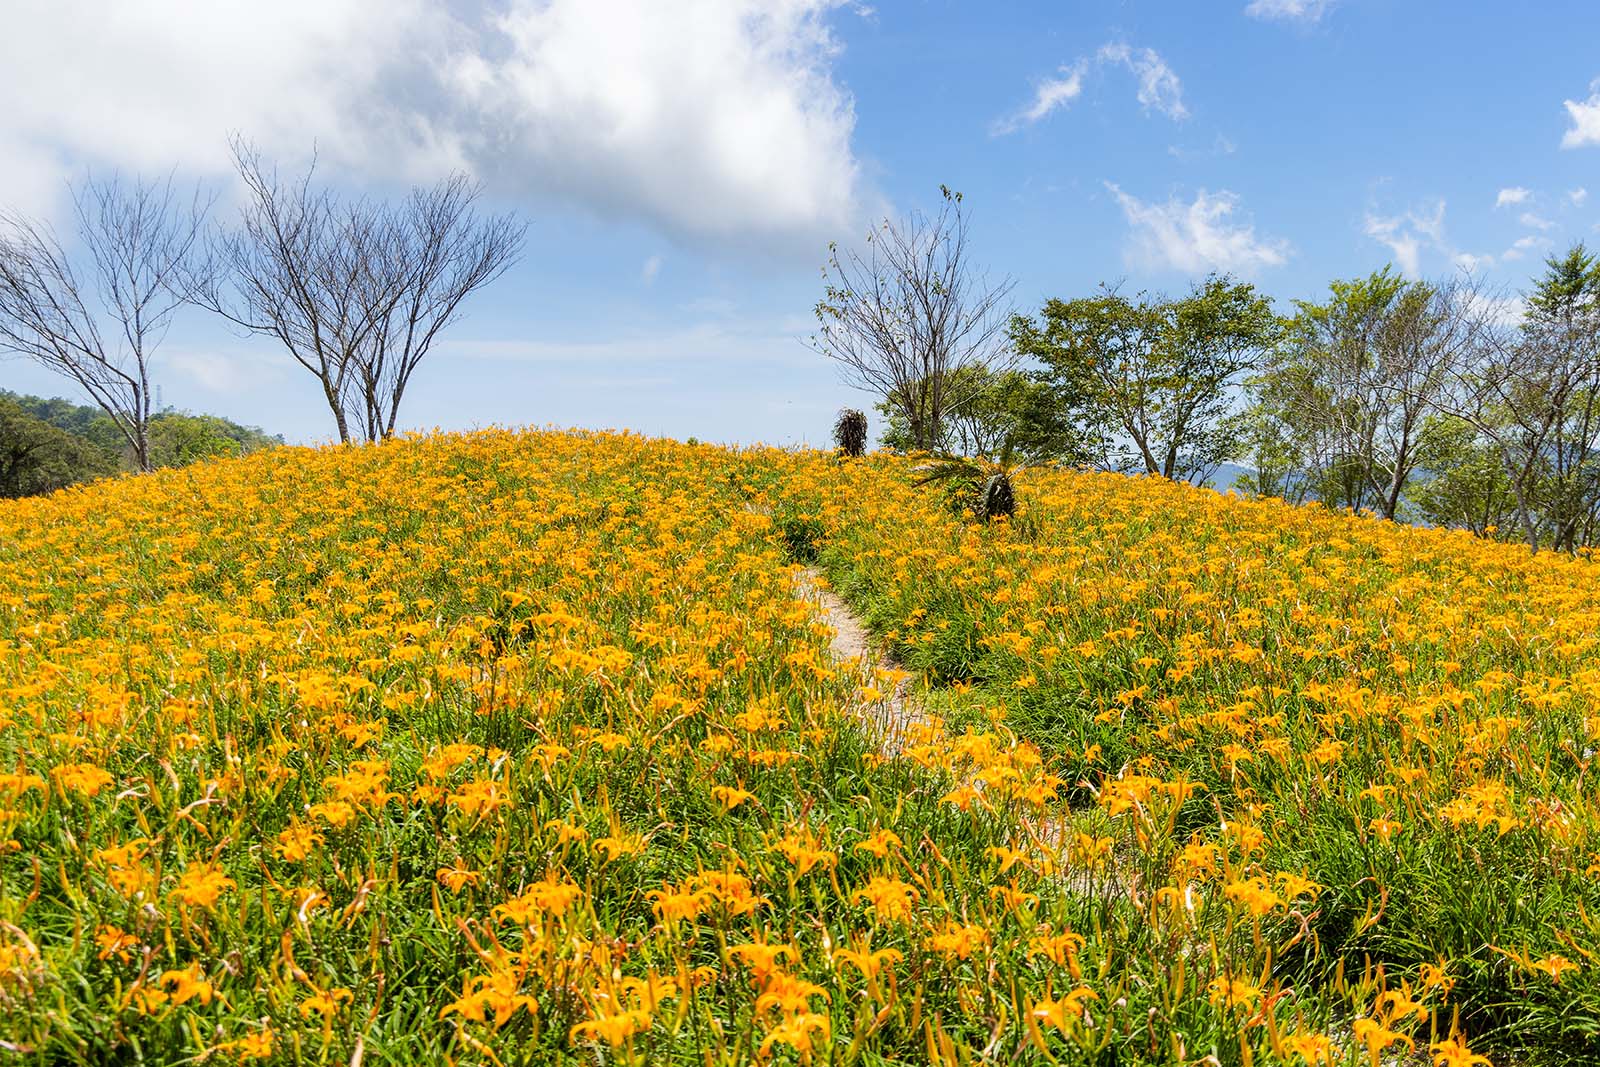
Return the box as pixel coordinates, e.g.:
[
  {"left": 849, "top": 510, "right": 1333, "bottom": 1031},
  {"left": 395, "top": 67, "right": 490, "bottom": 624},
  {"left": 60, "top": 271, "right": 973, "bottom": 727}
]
[{"left": 0, "top": 431, "right": 1593, "bottom": 1064}]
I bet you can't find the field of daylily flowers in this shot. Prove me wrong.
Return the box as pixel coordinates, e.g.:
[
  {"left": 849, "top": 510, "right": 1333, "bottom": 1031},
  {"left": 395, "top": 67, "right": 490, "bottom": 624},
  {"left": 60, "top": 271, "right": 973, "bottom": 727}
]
[{"left": 1, "top": 430, "right": 1597, "bottom": 1065}]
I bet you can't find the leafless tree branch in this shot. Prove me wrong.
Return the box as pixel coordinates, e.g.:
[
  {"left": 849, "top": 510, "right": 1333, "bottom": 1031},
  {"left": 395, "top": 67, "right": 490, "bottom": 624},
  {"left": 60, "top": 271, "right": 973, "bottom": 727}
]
[
  {"left": 0, "top": 173, "right": 209, "bottom": 470},
  {"left": 807, "top": 187, "right": 1016, "bottom": 452}
]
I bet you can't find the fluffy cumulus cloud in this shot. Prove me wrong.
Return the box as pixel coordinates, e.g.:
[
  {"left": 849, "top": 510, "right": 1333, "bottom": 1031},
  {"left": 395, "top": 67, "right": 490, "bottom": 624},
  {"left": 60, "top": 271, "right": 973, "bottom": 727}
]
[
  {"left": 1104, "top": 184, "right": 1290, "bottom": 273},
  {"left": 0, "top": 0, "right": 467, "bottom": 211},
  {"left": 454, "top": 0, "right": 863, "bottom": 248},
  {"left": 0, "top": 0, "right": 865, "bottom": 250},
  {"left": 995, "top": 43, "right": 1185, "bottom": 133},
  {"left": 1562, "top": 79, "right": 1600, "bottom": 148},
  {"left": 1243, "top": 0, "right": 1335, "bottom": 23},
  {"left": 1495, "top": 187, "right": 1531, "bottom": 208}
]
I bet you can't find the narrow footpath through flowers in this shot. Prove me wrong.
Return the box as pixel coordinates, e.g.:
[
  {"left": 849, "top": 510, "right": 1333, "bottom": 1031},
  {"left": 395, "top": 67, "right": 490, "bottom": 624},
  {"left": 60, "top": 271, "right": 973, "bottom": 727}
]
[{"left": 793, "top": 566, "right": 931, "bottom": 757}]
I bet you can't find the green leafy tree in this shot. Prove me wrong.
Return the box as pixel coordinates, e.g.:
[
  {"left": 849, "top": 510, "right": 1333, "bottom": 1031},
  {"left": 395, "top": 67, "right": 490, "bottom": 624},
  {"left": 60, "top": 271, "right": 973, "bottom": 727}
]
[
  {"left": 1015, "top": 275, "right": 1279, "bottom": 483},
  {"left": 148, "top": 413, "right": 247, "bottom": 468},
  {"left": 1404, "top": 415, "right": 1517, "bottom": 537},
  {"left": 0, "top": 389, "right": 280, "bottom": 476},
  {"left": 875, "top": 365, "right": 1093, "bottom": 462},
  {"left": 0, "top": 395, "right": 118, "bottom": 497},
  {"left": 1521, "top": 244, "right": 1600, "bottom": 550},
  {"left": 1230, "top": 394, "right": 1311, "bottom": 502},
  {"left": 1243, "top": 269, "right": 1476, "bottom": 519}
]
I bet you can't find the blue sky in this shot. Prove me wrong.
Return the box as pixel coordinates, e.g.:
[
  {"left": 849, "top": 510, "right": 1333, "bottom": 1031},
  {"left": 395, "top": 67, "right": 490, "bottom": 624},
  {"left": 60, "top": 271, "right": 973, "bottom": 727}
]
[{"left": 2, "top": 0, "right": 1598, "bottom": 446}]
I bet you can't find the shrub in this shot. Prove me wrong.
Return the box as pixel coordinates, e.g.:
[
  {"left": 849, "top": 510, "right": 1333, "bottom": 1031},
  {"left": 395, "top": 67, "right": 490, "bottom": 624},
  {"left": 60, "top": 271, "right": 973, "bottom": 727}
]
[{"left": 833, "top": 408, "right": 868, "bottom": 457}]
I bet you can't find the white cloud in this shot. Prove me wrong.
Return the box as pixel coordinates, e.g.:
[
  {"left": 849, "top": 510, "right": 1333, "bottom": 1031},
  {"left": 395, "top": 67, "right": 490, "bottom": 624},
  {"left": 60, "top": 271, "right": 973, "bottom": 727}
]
[
  {"left": 1562, "top": 79, "right": 1600, "bottom": 148},
  {"left": 992, "top": 62, "right": 1088, "bottom": 134},
  {"left": 1244, "top": 0, "right": 1335, "bottom": 23},
  {"left": 1364, "top": 199, "right": 1447, "bottom": 276},
  {"left": 996, "top": 43, "right": 1185, "bottom": 133},
  {"left": 641, "top": 255, "right": 663, "bottom": 285},
  {"left": 457, "top": 0, "right": 865, "bottom": 248},
  {"left": 1105, "top": 183, "right": 1290, "bottom": 273},
  {"left": 1570, "top": 187, "right": 1590, "bottom": 207},
  {"left": 1519, "top": 212, "right": 1556, "bottom": 232},
  {"left": 1495, "top": 187, "right": 1531, "bottom": 208},
  {"left": 1167, "top": 134, "right": 1237, "bottom": 162},
  {"left": 1461, "top": 290, "right": 1526, "bottom": 328},
  {"left": 1502, "top": 234, "right": 1545, "bottom": 262},
  {"left": 438, "top": 317, "right": 817, "bottom": 367},
  {"left": 0, "top": 0, "right": 866, "bottom": 251},
  {"left": 0, "top": 0, "right": 466, "bottom": 212},
  {"left": 159, "top": 346, "right": 292, "bottom": 395},
  {"left": 1096, "top": 44, "right": 1188, "bottom": 120}
]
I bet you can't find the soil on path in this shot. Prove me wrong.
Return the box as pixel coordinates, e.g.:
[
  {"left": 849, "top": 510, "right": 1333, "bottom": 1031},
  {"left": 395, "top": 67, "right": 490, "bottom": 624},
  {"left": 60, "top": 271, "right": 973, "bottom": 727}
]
[{"left": 791, "top": 566, "right": 933, "bottom": 756}]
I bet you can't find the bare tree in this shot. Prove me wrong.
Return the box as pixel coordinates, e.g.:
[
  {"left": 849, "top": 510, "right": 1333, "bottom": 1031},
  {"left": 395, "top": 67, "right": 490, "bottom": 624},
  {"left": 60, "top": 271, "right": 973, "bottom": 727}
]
[
  {"left": 1364, "top": 277, "right": 1478, "bottom": 519},
  {"left": 196, "top": 139, "right": 525, "bottom": 443},
  {"left": 1438, "top": 249, "right": 1600, "bottom": 552},
  {"left": 808, "top": 187, "right": 1015, "bottom": 453},
  {"left": 190, "top": 140, "right": 369, "bottom": 442},
  {"left": 345, "top": 176, "right": 526, "bottom": 442},
  {"left": 0, "top": 176, "right": 208, "bottom": 471}
]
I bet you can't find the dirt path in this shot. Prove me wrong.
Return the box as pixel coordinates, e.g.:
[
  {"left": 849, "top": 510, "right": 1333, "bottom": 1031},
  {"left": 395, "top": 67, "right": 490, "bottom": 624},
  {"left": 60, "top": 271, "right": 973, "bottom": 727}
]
[
  {"left": 792, "top": 564, "right": 1107, "bottom": 891},
  {"left": 791, "top": 566, "right": 933, "bottom": 756}
]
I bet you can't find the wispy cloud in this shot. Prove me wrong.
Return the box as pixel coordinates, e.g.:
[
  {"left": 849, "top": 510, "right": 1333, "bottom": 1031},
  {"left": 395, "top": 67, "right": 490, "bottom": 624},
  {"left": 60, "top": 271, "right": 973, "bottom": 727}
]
[
  {"left": 1096, "top": 44, "right": 1188, "bottom": 120},
  {"left": 1502, "top": 234, "right": 1546, "bottom": 262},
  {"left": 1562, "top": 79, "right": 1600, "bottom": 148},
  {"left": 1494, "top": 187, "right": 1531, "bottom": 208},
  {"left": 1363, "top": 199, "right": 1446, "bottom": 276},
  {"left": 159, "top": 346, "right": 293, "bottom": 396},
  {"left": 991, "top": 62, "right": 1088, "bottom": 134},
  {"left": 1244, "top": 0, "right": 1335, "bottom": 24},
  {"left": 994, "top": 43, "right": 1185, "bottom": 133},
  {"left": 1570, "top": 187, "right": 1590, "bottom": 207},
  {"left": 1462, "top": 290, "right": 1527, "bottom": 328},
  {"left": 1168, "top": 134, "right": 1237, "bottom": 161},
  {"left": 641, "top": 255, "right": 663, "bottom": 285},
  {"left": 1105, "top": 183, "right": 1290, "bottom": 273}
]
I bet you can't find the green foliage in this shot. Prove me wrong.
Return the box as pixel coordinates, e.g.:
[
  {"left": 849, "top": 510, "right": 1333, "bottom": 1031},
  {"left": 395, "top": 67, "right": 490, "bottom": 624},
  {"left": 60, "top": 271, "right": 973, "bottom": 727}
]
[
  {"left": 1015, "top": 275, "right": 1280, "bottom": 482},
  {"left": 0, "top": 390, "right": 281, "bottom": 494},
  {"left": 0, "top": 396, "right": 118, "bottom": 498},
  {"left": 775, "top": 508, "right": 826, "bottom": 562},
  {"left": 1243, "top": 267, "right": 1447, "bottom": 518},
  {"left": 1229, "top": 398, "right": 1308, "bottom": 502},
  {"left": 914, "top": 437, "right": 1027, "bottom": 522},
  {"left": 1526, "top": 242, "right": 1600, "bottom": 324},
  {"left": 875, "top": 365, "right": 1090, "bottom": 464},
  {"left": 1405, "top": 416, "right": 1518, "bottom": 537},
  {"left": 148, "top": 413, "right": 246, "bottom": 468}
]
